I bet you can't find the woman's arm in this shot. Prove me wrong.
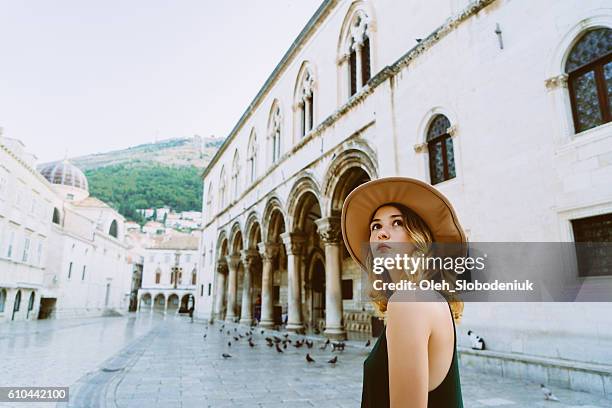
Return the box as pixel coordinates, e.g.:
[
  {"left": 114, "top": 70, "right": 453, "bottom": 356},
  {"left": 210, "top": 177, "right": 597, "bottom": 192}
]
[{"left": 387, "top": 301, "right": 432, "bottom": 408}]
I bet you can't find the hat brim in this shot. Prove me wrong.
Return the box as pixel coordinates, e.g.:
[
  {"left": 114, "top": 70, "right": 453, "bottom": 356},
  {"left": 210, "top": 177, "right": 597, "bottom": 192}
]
[{"left": 340, "top": 177, "right": 466, "bottom": 271}]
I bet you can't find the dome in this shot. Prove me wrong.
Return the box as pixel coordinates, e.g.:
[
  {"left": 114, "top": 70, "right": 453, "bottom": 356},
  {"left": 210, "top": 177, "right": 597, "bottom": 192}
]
[{"left": 40, "top": 160, "right": 89, "bottom": 192}]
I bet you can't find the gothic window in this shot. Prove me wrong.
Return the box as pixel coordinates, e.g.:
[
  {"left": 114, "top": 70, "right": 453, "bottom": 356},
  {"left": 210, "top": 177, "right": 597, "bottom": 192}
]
[
  {"left": 427, "top": 115, "right": 456, "bottom": 185},
  {"left": 268, "top": 104, "right": 282, "bottom": 164},
  {"left": 192, "top": 268, "right": 197, "bottom": 285},
  {"left": 219, "top": 166, "right": 227, "bottom": 209},
  {"left": 566, "top": 28, "right": 612, "bottom": 133},
  {"left": 296, "top": 67, "right": 315, "bottom": 137},
  {"left": 345, "top": 9, "right": 372, "bottom": 97},
  {"left": 231, "top": 150, "right": 240, "bottom": 201},
  {"left": 155, "top": 268, "right": 161, "bottom": 284},
  {"left": 68, "top": 262, "right": 73, "bottom": 279},
  {"left": 247, "top": 129, "right": 258, "bottom": 181},
  {"left": 206, "top": 182, "right": 213, "bottom": 219}
]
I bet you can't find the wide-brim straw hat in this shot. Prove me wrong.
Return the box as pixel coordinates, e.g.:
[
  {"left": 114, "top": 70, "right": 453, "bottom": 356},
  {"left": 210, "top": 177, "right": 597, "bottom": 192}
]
[{"left": 341, "top": 177, "right": 467, "bottom": 271}]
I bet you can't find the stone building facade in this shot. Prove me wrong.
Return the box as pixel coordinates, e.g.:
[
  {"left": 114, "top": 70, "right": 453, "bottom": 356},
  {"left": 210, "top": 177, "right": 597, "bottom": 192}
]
[
  {"left": 137, "top": 235, "right": 199, "bottom": 314},
  {"left": 0, "top": 135, "right": 134, "bottom": 321},
  {"left": 197, "top": 0, "right": 612, "bottom": 395}
]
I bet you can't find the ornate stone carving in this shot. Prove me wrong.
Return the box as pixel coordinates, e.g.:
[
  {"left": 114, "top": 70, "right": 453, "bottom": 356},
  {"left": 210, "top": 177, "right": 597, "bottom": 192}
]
[
  {"left": 257, "top": 242, "right": 279, "bottom": 262},
  {"left": 225, "top": 254, "right": 241, "bottom": 270},
  {"left": 446, "top": 124, "right": 457, "bottom": 137},
  {"left": 240, "top": 249, "right": 259, "bottom": 269},
  {"left": 216, "top": 262, "right": 228, "bottom": 275},
  {"left": 350, "top": 10, "right": 370, "bottom": 48},
  {"left": 280, "top": 232, "right": 306, "bottom": 256},
  {"left": 315, "top": 217, "right": 342, "bottom": 245},
  {"left": 413, "top": 142, "right": 428, "bottom": 153},
  {"left": 544, "top": 73, "right": 568, "bottom": 90}
]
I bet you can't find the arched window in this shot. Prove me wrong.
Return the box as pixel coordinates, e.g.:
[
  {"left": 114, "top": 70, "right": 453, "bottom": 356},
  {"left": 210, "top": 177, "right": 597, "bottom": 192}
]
[
  {"left": 52, "top": 208, "right": 61, "bottom": 224},
  {"left": 0, "top": 289, "right": 6, "bottom": 313},
  {"left": 295, "top": 65, "right": 315, "bottom": 138},
  {"left": 109, "top": 220, "right": 118, "bottom": 238},
  {"left": 191, "top": 268, "right": 197, "bottom": 285},
  {"left": 247, "top": 129, "right": 258, "bottom": 182},
  {"left": 206, "top": 182, "right": 214, "bottom": 220},
  {"left": 219, "top": 166, "right": 227, "bottom": 209},
  {"left": 268, "top": 103, "right": 282, "bottom": 164},
  {"left": 347, "top": 10, "right": 371, "bottom": 96},
  {"left": 231, "top": 150, "right": 240, "bottom": 201},
  {"left": 566, "top": 28, "right": 612, "bottom": 133},
  {"left": 155, "top": 268, "right": 161, "bottom": 284},
  {"left": 427, "top": 115, "right": 456, "bottom": 185}
]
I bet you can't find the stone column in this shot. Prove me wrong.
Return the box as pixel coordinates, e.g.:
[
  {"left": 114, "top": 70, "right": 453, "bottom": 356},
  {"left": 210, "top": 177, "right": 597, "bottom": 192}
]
[
  {"left": 163, "top": 295, "right": 168, "bottom": 315},
  {"left": 239, "top": 249, "right": 258, "bottom": 326},
  {"left": 257, "top": 242, "right": 279, "bottom": 329},
  {"left": 214, "top": 262, "right": 228, "bottom": 320},
  {"left": 354, "top": 44, "right": 363, "bottom": 90},
  {"left": 225, "top": 254, "right": 240, "bottom": 321},
  {"left": 280, "top": 231, "right": 306, "bottom": 333},
  {"left": 136, "top": 294, "right": 140, "bottom": 312},
  {"left": 315, "top": 217, "right": 347, "bottom": 340}
]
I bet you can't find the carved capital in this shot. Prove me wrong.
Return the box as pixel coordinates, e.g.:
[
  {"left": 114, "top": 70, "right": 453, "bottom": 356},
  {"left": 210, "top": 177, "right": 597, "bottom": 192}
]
[
  {"left": 257, "top": 241, "right": 279, "bottom": 262},
  {"left": 240, "top": 249, "right": 259, "bottom": 269},
  {"left": 315, "top": 217, "right": 342, "bottom": 245},
  {"left": 225, "top": 254, "right": 241, "bottom": 271},
  {"left": 544, "top": 73, "right": 568, "bottom": 90},
  {"left": 446, "top": 124, "right": 457, "bottom": 137},
  {"left": 280, "top": 232, "right": 306, "bottom": 256},
  {"left": 413, "top": 142, "right": 428, "bottom": 153},
  {"left": 216, "top": 261, "right": 228, "bottom": 275}
]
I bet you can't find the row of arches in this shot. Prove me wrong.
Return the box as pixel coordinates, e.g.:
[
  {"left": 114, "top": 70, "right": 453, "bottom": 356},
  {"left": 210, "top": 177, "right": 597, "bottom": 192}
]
[
  {"left": 137, "top": 292, "right": 194, "bottom": 314},
  {"left": 206, "top": 3, "right": 376, "bottom": 218},
  {"left": 211, "top": 148, "right": 377, "bottom": 339}
]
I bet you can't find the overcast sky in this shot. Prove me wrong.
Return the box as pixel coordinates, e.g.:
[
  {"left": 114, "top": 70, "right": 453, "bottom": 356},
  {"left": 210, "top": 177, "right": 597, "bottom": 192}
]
[{"left": 0, "top": 0, "right": 322, "bottom": 163}]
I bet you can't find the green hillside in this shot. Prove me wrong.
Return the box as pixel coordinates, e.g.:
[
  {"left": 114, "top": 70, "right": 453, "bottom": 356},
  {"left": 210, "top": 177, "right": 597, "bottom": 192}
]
[{"left": 85, "top": 164, "right": 203, "bottom": 223}]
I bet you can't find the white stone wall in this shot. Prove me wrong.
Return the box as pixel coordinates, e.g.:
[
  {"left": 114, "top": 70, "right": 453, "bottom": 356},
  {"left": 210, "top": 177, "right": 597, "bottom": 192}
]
[
  {"left": 197, "top": 0, "right": 612, "bottom": 374},
  {"left": 0, "top": 140, "right": 59, "bottom": 322}
]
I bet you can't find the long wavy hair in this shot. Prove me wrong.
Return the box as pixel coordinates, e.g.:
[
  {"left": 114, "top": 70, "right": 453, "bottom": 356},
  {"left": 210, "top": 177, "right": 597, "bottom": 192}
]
[{"left": 364, "top": 202, "right": 464, "bottom": 323}]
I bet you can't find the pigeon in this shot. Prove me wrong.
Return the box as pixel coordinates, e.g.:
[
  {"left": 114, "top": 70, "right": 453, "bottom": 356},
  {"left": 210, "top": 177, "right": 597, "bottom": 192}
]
[
  {"left": 228, "top": 341, "right": 232, "bottom": 347},
  {"left": 540, "top": 384, "right": 559, "bottom": 401},
  {"left": 249, "top": 339, "right": 256, "bottom": 348},
  {"left": 234, "top": 328, "right": 237, "bottom": 332},
  {"left": 203, "top": 334, "right": 207, "bottom": 339},
  {"left": 306, "top": 353, "right": 315, "bottom": 363},
  {"left": 260, "top": 330, "right": 265, "bottom": 334},
  {"left": 227, "top": 330, "right": 231, "bottom": 335},
  {"left": 294, "top": 340, "right": 304, "bottom": 348},
  {"left": 467, "top": 330, "right": 486, "bottom": 350},
  {"left": 283, "top": 333, "right": 289, "bottom": 338},
  {"left": 319, "top": 342, "right": 328, "bottom": 351},
  {"left": 283, "top": 342, "right": 287, "bottom": 349},
  {"left": 306, "top": 340, "right": 313, "bottom": 349},
  {"left": 332, "top": 342, "right": 345, "bottom": 352},
  {"left": 222, "top": 353, "right": 232, "bottom": 359},
  {"left": 233, "top": 336, "right": 239, "bottom": 341},
  {"left": 416, "top": 38, "right": 422, "bottom": 43},
  {"left": 238, "top": 334, "right": 244, "bottom": 338},
  {"left": 314, "top": 328, "right": 320, "bottom": 335},
  {"left": 273, "top": 336, "right": 282, "bottom": 343},
  {"left": 275, "top": 344, "right": 284, "bottom": 353},
  {"left": 327, "top": 356, "right": 338, "bottom": 364},
  {"left": 365, "top": 340, "right": 371, "bottom": 347}
]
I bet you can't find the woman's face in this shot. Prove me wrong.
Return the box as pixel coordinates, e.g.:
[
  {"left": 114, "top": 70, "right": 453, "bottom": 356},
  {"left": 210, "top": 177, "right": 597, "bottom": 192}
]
[{"left": 369, "top": 205, "right": 414, "bottom": 256}]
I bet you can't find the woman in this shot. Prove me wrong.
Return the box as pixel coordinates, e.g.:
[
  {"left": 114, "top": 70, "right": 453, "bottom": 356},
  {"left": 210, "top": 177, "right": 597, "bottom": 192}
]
[{"left": 341, "top": 177, "right": 465, "bottom": 408}]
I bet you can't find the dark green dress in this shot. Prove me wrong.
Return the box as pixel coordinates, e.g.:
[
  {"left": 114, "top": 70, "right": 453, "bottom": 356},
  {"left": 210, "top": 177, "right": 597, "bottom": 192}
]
[{"left": 361, "top": 301, "right": 463, "bottom": 407}]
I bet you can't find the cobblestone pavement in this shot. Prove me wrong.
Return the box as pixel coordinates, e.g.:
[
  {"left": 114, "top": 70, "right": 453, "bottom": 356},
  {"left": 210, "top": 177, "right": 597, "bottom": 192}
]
[{"left": 0, "top": 313, "right": 609, "bottom": 407}]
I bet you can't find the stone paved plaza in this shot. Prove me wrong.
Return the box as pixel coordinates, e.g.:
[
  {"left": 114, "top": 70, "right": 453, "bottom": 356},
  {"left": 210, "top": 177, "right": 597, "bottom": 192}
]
[{"left": 0, "top": 314, "right": 609, "bottom": 407}]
